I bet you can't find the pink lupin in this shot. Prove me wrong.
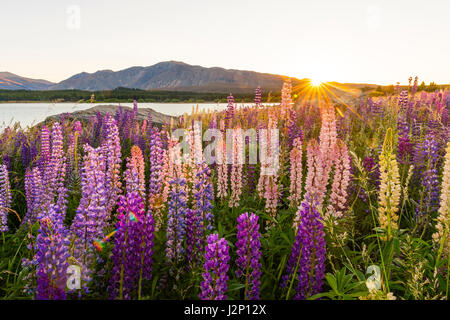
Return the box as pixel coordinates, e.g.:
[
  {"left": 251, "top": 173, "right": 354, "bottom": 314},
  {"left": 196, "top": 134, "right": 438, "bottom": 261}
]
[
  {"left": 327, "top": 140, "right": 351, "bottom": 219},
  {"left": 288, "top": 137, "right": 303, "bottom": 207}
]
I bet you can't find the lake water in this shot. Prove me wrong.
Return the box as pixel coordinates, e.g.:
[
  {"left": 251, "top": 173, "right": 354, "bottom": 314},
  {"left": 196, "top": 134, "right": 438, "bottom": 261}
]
[{"left": 0, "top": 102, "right": 273, "bottom": 131}]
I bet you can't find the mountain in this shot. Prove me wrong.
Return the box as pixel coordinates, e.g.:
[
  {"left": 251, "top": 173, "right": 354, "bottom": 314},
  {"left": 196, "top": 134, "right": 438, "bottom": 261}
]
[
  {"left": 0, "top": 72, "right": 54, "bottom": 90},
  {"left": 1, "top": 62, "right": 390, "bottom": 94},
  {"left": 48, "top": 61, "right": 295, "bottom": 93}
]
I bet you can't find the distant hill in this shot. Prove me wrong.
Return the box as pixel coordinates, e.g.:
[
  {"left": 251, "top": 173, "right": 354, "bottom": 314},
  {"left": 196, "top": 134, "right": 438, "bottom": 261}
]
[
  {"left": 0, "top": 72, "right": 54, "bottom": 90},
  {"left": 48, "top": 61, "right": 298, "bottom": 93}
]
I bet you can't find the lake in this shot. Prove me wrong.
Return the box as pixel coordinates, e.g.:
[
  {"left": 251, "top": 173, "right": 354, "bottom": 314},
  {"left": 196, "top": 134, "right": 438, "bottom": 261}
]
[{"left": 0, "top": 102, "right": 273, "bottom": 131}]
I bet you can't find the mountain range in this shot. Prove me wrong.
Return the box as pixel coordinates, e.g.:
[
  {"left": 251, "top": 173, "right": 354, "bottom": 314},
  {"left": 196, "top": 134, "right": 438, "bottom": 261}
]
[
  {"left": 0, "top": 72, "right": 54, "bottom": 90},
  {"left": 0, "top": 61, "right": 298, "bottom": 93}
]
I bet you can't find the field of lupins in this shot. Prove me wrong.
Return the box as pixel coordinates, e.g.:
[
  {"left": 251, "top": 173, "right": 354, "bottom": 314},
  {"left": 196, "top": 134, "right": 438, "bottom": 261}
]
[{"left": 0, "top": 80, "right": 449, "bottom": 300}]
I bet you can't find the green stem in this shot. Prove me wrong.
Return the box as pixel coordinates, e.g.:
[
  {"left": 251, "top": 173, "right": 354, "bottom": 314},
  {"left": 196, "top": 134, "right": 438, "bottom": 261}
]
[
  {"left": 397, "top": 163, "right": 409, "bottom": 228},
  {"left": 435, "top": 228, "right": 448, "bottom": 269},
  {"left": 367, "top": 187, "right": 390, "bottom": 293},
  {"left": 138, "top": 236, "right": 146, "bottom": 300},
  {"left": 286, "top": 249, "right": 302, "bottom": 300},
  {"left": 119, "top": 225, "right": 129, "bottom": 300},
  {"left": 446, "top": 252, "right": 449, "bottom": 300}
]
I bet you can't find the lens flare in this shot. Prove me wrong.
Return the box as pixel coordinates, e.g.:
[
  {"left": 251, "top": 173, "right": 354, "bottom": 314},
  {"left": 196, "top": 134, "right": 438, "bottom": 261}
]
[
  {"left": 93, "top": 229, "right": 118, "bottom": 251},
  {"left": 92, "top": 210, "right": 141, "bottom": 252}
]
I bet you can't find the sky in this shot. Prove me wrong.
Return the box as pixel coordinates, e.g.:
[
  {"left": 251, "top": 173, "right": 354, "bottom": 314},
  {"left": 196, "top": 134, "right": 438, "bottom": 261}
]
[{"left": 1, "top": 0, "right": 449, "bottom": 85}]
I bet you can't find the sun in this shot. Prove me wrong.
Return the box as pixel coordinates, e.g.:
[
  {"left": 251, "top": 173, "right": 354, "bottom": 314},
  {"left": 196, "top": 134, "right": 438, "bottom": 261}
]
[{"left": 309, "top": 78, "right": 323, "bottom": 87}]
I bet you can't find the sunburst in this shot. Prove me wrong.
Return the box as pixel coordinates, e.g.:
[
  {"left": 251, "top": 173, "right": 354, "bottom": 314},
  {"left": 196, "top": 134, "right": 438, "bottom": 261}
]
[
  {"left": 309, "top": 78, "right": 323, "bottom": 87},
  {"left": 286, "top": 77, "right": 368, "bottom": 127}
]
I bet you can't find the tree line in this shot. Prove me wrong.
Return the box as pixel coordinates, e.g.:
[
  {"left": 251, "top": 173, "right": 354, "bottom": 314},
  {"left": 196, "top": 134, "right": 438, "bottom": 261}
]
[{"left": 0, "top": 87, "right": 281, "bottom": 103}]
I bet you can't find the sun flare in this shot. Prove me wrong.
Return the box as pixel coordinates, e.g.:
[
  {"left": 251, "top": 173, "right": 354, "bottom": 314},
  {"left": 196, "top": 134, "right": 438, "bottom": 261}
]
[{"left": 310, "top": 78, "right": 323, "bottom": 86}]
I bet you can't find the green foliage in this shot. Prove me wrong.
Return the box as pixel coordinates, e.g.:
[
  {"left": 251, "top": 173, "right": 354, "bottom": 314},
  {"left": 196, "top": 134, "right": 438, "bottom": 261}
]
[{"left": 311, "top": 267, "right": 367, "bottom": 300}]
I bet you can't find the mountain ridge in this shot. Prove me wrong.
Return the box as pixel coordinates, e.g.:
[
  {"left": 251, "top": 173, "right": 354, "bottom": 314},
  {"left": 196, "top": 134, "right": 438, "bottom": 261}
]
[
  {"left": 1, "top": 61, "right": 410, "bottom": 93},
  {"left": 47, "top": 61, "right": 294, "bottom": 93},
  {"left": 0, "top": 72, "right": 54, "bottom": 90}
]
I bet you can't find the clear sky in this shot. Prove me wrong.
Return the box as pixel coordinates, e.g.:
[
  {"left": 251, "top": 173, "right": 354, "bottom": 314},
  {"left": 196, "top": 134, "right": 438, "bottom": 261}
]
[{"left": 1, "top": 0, "right": 449, "bottom": 85}]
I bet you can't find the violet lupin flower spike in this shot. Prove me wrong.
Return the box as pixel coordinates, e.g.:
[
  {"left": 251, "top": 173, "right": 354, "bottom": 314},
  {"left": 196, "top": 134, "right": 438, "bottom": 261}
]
[
  {"left": 0, "top": 164, "right": 11, "bottom": 232},
  {"left": 70, "top": 144, "right": 108, "bottom": 292},
  {"left": 199, "top": 233, "right": 230, "bottom": 300},
  {"left": 108, "top": 191, "right": 155, "bottom": 299},
  {"left": 225, "top": 93, "right": 235, "bottom": 130},
  {"left": 191, "top": 162, "right": 214, "bottom": 260},
  {"left": 166, "top": 178, "right": 187, "bottom": 266},
  {"left": 413, "top": 134, "right": 440, "bottom": 217},
  {"left": 235, "top": 213, "right": 262, "bottom": 300},
  {"left": 398, "top": 90, "right": 408, "bottom": 108},
  {"left": 397, "top": 117, "right": 412, "bottom": 165},
  {"left": 287, "top": 108, "right": 303, "bottom": 149},
  {"left": 22, "top": 167, "right": 44, "bottom": 225},
  {"left": 35, "top": 204, "right": 70, "bottom": 300},
  {"left": 102, "top": 113, "right": 122, "bottom": 214},
  {"left": 108, "top": 194, "right": 138, "bottom": 300},
  {"left": 246, "top": 162, "right": 256, "bottom": 195},
  {"left": 24, "top": 168, "right": 33, "bottom": 222},
  {"left": 148, "top": 127, "right": 165, "bottom": 230},
  {"left": 18, "top": 132, "right": 33, "bottom": 169},
  {"left": 282, "top": 200, "right": 326, "bottom": 300},
  {"left": 138, "top": 209, "right": 155, "bottom": 285},
  {"left": 39, "top": 125, "right": 50, "bottom": 175},
  {"left": 185, "top": 208, "right": 199, "bottom": 265},
  {"left": 2, "top": 154, "right": 10, "bottom": 171},
  {"left": 47, "top": 122, "right": 67, "bottom": 217},
  {"left": 254, "top": 86, "right": 262, "bottom": 107}
]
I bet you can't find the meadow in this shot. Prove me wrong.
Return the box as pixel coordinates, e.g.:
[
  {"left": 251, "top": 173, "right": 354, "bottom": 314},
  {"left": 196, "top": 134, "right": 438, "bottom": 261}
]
[{"left": 0, "top": 81, "right": 448, "bottom": 300}]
